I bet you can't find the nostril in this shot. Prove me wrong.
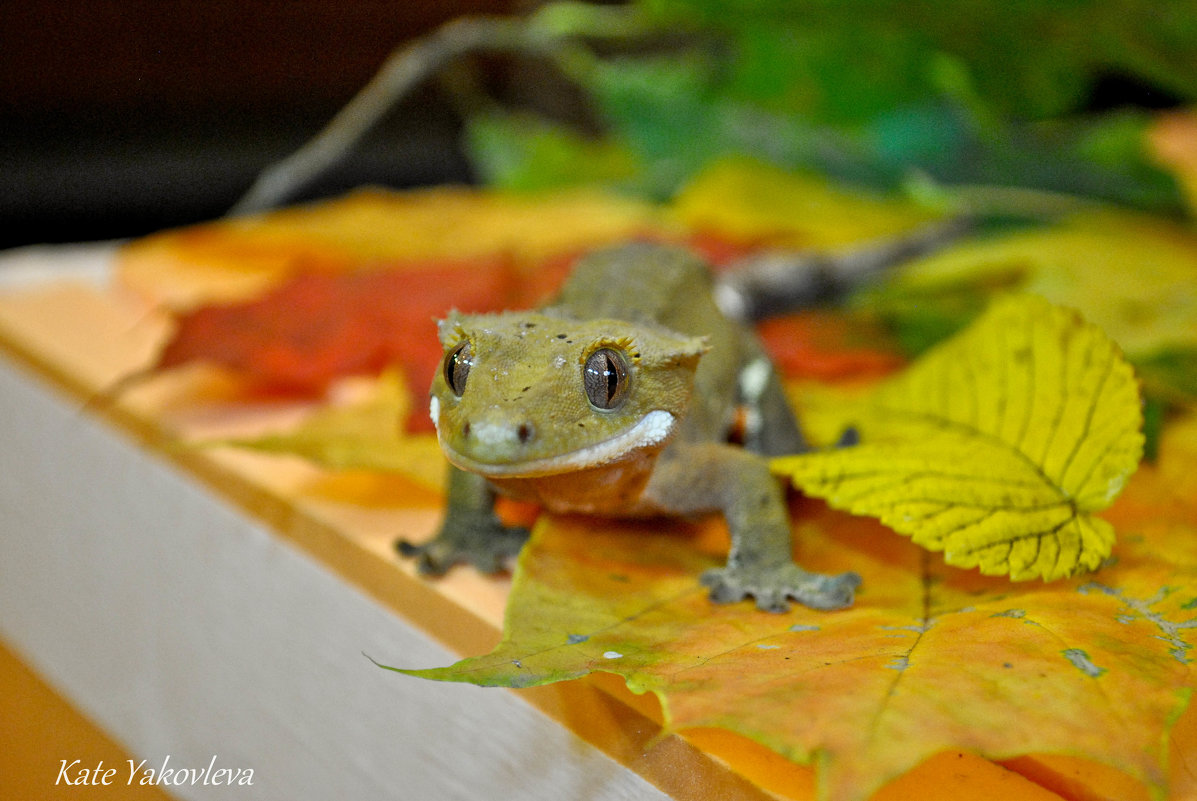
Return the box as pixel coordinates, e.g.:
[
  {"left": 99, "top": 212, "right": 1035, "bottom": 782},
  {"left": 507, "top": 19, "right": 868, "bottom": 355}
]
[
  {"left": 517, "top": 423, "right": 533, "bottom": 444},
  {"left": 462, "top": 421, "right": 471, "bottom": 438}
]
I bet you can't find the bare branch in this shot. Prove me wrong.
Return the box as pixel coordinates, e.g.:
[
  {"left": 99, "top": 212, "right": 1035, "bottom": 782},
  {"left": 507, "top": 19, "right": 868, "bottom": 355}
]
[{"left": 227, "top": 16, "right": 544, "bottom": 217}]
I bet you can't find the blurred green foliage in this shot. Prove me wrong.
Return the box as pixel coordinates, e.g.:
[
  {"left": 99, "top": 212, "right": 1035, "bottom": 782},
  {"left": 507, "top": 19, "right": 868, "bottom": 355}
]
[{"left": 469, "top": 0, "right": 1193, "bottom": 210}]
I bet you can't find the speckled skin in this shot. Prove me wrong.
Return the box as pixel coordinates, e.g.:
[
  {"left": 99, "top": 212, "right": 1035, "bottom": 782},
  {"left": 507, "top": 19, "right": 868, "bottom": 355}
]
[{"left": 399, "top": 243, "right": 861, "bottom": 611}]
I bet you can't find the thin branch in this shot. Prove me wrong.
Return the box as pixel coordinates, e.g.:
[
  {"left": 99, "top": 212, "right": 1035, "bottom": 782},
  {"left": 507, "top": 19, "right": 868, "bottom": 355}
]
[
  {"left": 227, "top": 17, "right": 544, "bottom": 217},
  {"left": 226, "top": 4, "right": 659, "bottom": 217}
]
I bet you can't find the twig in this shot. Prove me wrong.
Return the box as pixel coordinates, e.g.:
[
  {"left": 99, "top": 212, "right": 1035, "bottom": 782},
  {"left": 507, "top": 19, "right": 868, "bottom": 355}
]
[
  {"left": 227, "top": 4, "right": 657, "bottom": 217},
  {"left": 227, "top": 17, "right": 546, "bottom": 217}
]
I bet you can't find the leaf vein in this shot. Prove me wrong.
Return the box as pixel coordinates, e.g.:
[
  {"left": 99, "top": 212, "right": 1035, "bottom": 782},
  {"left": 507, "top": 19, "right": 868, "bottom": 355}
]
[
  {"left": 868, "top": 407, "right": 1068, "bottom": 501},
  {"left": 948, "top": 515, "right": 1071, "bottom": 557},
  {"left": 1035, "top": 318, "right": 1073, "bottom": 471},
  {"left": 1056, "top": 336, "right": 1115, "bottom": 494},
  {"left": 1013, "top": 318, "right": 1036, "bottom": 455},
  {"left": 867, "top": 552, "right": 934, "bottom": 744},
  {"left": 810, "top": 463, "right": 1051, "bottom": 491}
]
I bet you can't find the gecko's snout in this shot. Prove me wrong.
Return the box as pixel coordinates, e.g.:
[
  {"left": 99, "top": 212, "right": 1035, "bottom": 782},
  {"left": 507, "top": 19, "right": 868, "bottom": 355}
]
[{"left": 459, "top": 416, "right": 537, "bottom": 462}]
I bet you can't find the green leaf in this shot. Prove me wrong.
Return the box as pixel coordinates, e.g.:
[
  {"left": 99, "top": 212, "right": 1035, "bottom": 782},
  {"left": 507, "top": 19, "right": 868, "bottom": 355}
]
[
  {"left": 465, "top": 113, "right": 641, "bottom": 193},
  {"left": 635, "top": 0, "right": 1197, "bottom": 120},
  {"left": 582, "top": 54, "right": 730, "bottom": 196},
  {"left": 773, "top": 295, "right": 1144, "bottom": 581},
  {"left": 1136, "top": 347, "right": 1197, "bottom": 406},
  {"left": 471, "top": 1, "right": 1190, "bottom": 209}
]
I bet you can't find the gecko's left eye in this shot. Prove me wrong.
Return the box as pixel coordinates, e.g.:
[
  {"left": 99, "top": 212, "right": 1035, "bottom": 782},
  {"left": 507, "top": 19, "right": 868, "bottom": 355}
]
[
  {"left": 583, "top": 348, "right": 629, "bottom": 410},
  {"left": 444, "top": 342, "right": 473, "bottom": 397}
]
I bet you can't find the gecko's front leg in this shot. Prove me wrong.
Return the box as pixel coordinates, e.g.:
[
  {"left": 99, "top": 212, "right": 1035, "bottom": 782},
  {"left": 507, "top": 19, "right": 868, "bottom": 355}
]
[
  {"left": 397, "top": 465, "right": 529, "bottom": 574},
  {"left": 645, "top": 444, "right": 860, "bottom": 612}
]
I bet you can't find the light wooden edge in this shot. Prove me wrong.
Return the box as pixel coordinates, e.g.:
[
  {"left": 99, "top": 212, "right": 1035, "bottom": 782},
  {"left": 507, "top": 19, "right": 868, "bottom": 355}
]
[{"left": 0, "top": 304, "right": 805, "bottom": 801}]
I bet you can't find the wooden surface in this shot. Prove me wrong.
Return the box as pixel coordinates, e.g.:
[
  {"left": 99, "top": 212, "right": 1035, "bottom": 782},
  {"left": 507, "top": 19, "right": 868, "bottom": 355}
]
[
  {"left": 0, "top": 268, "right": 1192, "bottom": 799},
  {"left": 0, "top": 639, "right": 173, "bottom": 801},
  {"left": 0, "top": 279, "right": 789, "bottom": 800}
]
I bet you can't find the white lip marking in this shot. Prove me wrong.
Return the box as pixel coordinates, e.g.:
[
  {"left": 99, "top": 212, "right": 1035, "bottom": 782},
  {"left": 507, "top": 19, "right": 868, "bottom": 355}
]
[
  {"left": 442, "top": 409, "right": 676, "bottom": 478},
  {"left": 429, "top": 395, "right": 441, "bottom": 429}
]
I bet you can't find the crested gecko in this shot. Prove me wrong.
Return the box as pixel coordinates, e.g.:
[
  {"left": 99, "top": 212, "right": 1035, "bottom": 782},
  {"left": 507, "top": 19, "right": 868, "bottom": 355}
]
[{"left": 399, "top": 241, "right": 873, "bottom": 612}]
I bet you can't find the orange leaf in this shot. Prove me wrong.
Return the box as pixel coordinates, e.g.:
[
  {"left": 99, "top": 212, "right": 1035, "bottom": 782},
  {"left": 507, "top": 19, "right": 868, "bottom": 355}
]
[
  {"left": 118, "top": 187, "right": 663, "bottom": 308},
  {"left": 390, "top": 462, "right": 1195, "bottom": 801}
]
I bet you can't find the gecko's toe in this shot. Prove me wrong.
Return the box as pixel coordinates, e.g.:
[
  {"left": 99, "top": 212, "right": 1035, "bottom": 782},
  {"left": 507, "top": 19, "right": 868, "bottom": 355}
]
[
  {"left": 396, "top": 521, "right": 530, "bottom": 576},
  {"left": 701, "top": 564, "right": 860, "bottom": 612},
  {"left": 396, "top": 538, "right": 455, "bottom": 575},
  {"left": 799, "top": 571, "right": 861, "bottom": 610}
]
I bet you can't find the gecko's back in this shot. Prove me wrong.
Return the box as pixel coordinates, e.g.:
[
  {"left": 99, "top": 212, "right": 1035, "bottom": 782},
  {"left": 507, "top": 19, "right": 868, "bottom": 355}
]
[{"left": 549, "top": 243, "right": 713, "bottom": 326}]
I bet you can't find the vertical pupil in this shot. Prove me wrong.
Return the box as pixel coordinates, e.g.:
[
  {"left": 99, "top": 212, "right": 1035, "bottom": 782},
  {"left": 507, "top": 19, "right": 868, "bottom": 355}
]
[
  {"left": 445, "top": 343, "right": 471, "bottom": 395},
  {"left": 585, "top": 348, "right": 627, "bottom": 410},
  {"left": 603, "top": 354, "right": 618, "bottom": 399}
]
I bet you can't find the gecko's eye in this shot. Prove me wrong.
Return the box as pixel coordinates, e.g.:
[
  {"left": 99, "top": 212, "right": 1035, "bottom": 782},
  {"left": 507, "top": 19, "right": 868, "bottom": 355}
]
[
  {"left": 583, "top": 348, "right": 629, "bottom": 410},
  {"left": 444, "top": 342, "right": 473, "bottom": 396}
]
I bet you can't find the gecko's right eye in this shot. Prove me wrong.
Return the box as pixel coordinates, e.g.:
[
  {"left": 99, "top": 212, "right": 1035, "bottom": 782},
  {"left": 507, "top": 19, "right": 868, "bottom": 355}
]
[
  {"left": 583, "top": 348, "right": 629, "bottom": 410},
  {"left": 444, "top": 342, "right": 473, "bottom": 396}
]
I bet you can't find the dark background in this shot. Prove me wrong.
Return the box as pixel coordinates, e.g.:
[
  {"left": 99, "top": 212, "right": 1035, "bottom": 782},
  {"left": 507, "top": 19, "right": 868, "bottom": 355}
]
[
  {"left": 0, "top": 1, "right": 516, "bottom": 249},
  {"left": 2, "top": 2, "right": 1185, "bottom": 251}
]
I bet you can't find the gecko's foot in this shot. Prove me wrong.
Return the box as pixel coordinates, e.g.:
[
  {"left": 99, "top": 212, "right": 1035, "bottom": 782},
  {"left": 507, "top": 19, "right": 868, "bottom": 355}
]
[
  {"left": 700, "top": 563, "right": 861, "bottom": 613},
  {"left": 397, "top": 520, "right": 530, "bottom": 576}
]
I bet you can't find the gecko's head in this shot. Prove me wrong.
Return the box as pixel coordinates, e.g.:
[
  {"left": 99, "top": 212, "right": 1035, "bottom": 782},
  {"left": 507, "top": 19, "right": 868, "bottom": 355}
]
[{"left": 429, "top": 310, "right": 707, "bottom": 478}]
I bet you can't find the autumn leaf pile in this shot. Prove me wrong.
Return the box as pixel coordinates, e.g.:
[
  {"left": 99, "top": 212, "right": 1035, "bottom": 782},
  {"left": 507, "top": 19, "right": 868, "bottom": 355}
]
[{"left": 124, "top": 152, "right": 1197, "bottom": 798}]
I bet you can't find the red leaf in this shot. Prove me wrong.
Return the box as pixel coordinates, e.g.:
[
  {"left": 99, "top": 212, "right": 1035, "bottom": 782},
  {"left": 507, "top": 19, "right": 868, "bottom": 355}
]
[
  {"left": 156, "top": 257, "right": 517, "bottom": 430},
  {"left": 683, "top": 229, "right": 773, "bottom": 268},
  {"left": 756, "top": 311, "right": 905, "bottom": 380}
]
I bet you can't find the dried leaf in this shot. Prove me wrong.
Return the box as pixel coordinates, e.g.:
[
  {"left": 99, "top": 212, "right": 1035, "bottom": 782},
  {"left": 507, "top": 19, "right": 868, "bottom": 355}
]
[
  {"left": 774, "top": 295, "right": 1143, "bottom": 581},
  {"left": 123, "top": 184, "right": 1192, "bottom": 799},
  {"left": 385, "top": 470, "right": 1194, "bottom": 801},
  {"left": 118, "top": 187, "right": 663, "bottom": 307},
  {"left": 204, "top": 371, "right": 445, "bottom": 491},
  {"left": 154, "top": 260, "right": 515, "bottom": 428}
]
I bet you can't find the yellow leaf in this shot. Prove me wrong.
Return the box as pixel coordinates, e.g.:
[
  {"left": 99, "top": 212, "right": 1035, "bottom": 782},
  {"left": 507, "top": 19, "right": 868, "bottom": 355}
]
[
  {"left": 670, "top": 158, "right": 940, "bottom": 250},
  {"left": 881, "top": 209, "right": 1197, "bottom": 359},
  {"left": 773, "top": 295, "right": 1144, "bottom": 581},
  {"left": 118, "top": 187, "right": 663, "bottom": 307},
  {"left": 206, "top": 371, "right": 445, "bottom": 492}
]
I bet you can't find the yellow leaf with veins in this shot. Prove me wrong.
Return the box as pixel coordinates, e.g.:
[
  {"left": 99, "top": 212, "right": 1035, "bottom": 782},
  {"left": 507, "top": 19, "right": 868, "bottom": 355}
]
[{"left": 773, "top": 295, "right": 1143, "bottom": 581}]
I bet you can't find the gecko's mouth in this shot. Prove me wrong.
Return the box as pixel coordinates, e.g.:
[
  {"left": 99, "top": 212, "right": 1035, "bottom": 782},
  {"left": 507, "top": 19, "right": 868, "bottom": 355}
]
[{"left": 440, "top": 409, "right": 677, "bottom": 478}]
